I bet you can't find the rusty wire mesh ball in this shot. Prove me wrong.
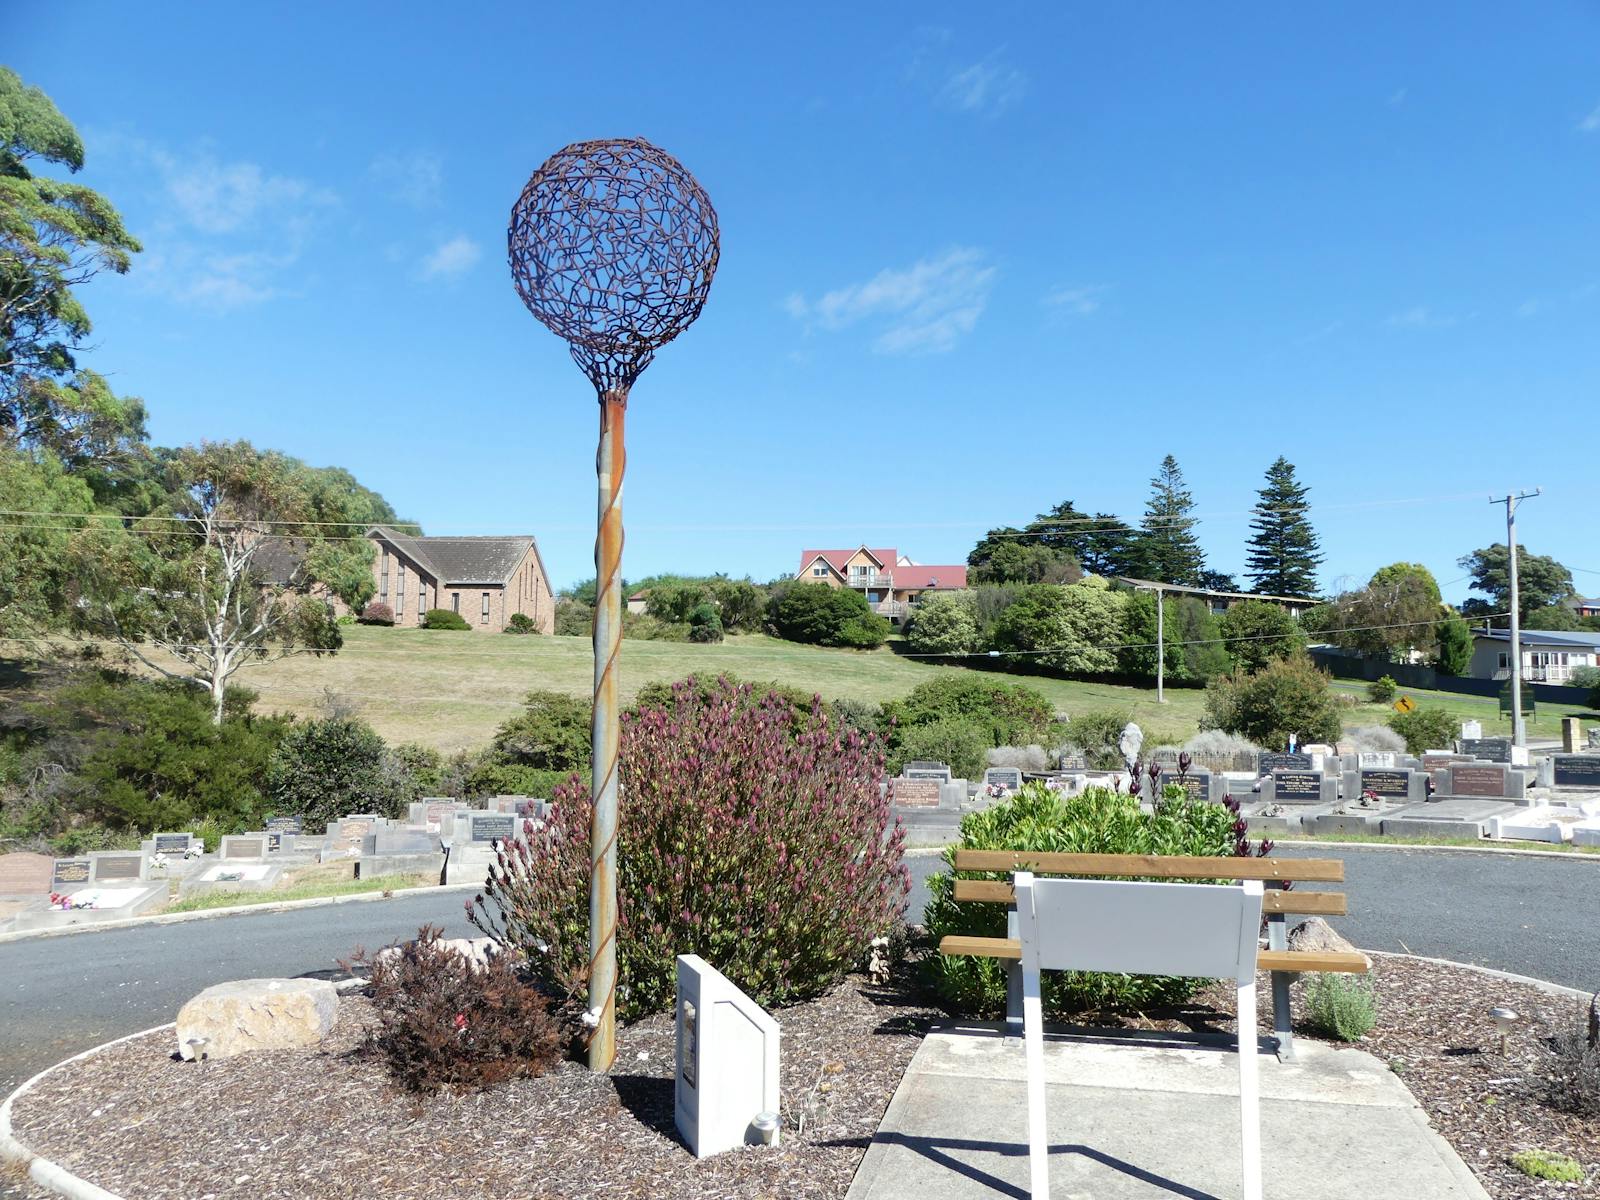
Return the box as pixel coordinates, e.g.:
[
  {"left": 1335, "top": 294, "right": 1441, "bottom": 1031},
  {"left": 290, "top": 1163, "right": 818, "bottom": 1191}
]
[{"left": 508, "top": 137, "right": 719, "bottom": 391}]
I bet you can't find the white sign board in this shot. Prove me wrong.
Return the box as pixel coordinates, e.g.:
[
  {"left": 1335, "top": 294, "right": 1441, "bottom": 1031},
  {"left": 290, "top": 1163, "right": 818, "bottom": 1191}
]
[{"left": 674, "top": 954, "right": 780, "bottom": 1158}]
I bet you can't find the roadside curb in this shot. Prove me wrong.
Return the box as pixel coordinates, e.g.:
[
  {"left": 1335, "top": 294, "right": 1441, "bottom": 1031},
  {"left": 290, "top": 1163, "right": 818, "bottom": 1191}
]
[
  {"left": 905, "top": 839, "right": 1600, "bottom": 863},
  {"left": 0, "top": 882, "right": 483, "bottom": 946},
  {"left": 0, "top": 1023, "right": 172, "bottom": 1200}
]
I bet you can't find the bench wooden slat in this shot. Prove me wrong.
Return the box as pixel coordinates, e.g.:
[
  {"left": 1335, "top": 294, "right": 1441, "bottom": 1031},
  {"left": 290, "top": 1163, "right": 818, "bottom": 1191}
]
[
  {"left": 950, "top": 850, "right": 1343, "bottom": 883},
  {"left": 1257, "top": 950, "right": 1369, "bottom": 974},
  {"left": 950, "top": 878, "right": 1347, "bottom": 916},
  {"left": 939, "top": 938, "right": 1370, "bottom": 975}
]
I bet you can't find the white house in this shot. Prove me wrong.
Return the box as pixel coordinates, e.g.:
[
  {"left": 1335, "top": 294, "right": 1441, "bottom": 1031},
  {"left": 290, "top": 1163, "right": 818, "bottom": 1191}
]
[{"left": 1469, "top": 629, "right": 1600, "bottom": 685}]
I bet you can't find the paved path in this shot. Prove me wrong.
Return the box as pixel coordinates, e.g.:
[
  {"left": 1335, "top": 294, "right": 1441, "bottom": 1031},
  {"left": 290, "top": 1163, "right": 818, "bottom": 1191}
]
[{"left": 4, "top": 846, "right": 1596, "bottom": 1100}]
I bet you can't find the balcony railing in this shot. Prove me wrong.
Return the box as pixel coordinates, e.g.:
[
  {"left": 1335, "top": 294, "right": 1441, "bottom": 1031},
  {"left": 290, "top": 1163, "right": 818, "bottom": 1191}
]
[{"left": 845, "top": 572, "right": 892, "bottom": 589}]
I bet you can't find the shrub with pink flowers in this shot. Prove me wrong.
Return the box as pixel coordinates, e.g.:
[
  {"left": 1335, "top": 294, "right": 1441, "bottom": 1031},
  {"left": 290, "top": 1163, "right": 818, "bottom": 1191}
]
[{"left": 469, "top": 675, "right": 909, "bottom": 1020}]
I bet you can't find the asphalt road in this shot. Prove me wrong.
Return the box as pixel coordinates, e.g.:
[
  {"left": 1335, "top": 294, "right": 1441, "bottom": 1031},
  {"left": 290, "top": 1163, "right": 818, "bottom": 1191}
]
[{"left": 2, "top": 846, "right": 1596, "bottom": 1100}]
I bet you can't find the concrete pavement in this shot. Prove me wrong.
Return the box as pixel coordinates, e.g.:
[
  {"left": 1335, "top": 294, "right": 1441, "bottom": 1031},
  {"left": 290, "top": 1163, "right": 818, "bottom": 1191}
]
[{"left": 847, "top": 1024, "right": 1488, "bottom": 1200}]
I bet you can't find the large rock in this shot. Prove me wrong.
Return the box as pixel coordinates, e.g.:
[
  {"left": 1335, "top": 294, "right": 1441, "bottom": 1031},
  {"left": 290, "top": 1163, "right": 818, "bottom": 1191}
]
[
  {"left": 373, "top": 935, "right": 503, "bottom": 973},
  {"left": 176, "top": 977, "right": 338, "bottom": 1061},
  {"left": 1287, "top": 917, "right": 1372, "bottom": 968}
]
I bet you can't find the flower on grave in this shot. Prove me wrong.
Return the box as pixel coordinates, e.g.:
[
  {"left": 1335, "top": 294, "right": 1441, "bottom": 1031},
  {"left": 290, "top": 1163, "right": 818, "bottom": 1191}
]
[{"left": 453, "top": 1012, "right": 467, "bottom": 1033}]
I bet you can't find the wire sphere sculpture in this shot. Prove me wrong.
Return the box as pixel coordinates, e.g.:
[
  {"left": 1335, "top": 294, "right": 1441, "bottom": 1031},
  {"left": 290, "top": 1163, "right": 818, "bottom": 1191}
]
[{"left": 508, "top": 137, "right": 720, "bottom": 393}]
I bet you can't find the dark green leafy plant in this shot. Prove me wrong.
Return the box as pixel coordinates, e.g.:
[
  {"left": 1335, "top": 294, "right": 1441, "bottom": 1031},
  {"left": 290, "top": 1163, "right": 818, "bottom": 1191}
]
[
  {"left": 766, "top": 582, "right": 888, "bottom": 648},
  {"left": 265, "top": 717, "right": 408, "bottom": 826},
  {"left": 422, "top": 608, "right": 471, "bottom": 630},
  {"left": 504, "top": 612, "right": 539, "bottom": 635},
  {"left": 924, "top": 783, "right": 1241, "bottom": 1017},
  {"left": 1202, "top": 657, "right": 1342, "bottom": 748},
  {"left": 1386, "top": 706, "right": 1458, "bottom": 754},
  {"left": 688, "top": 602, "right": 724, "bottom": 643},
  {"left": 1303, "top": 973, "right": 1377, "bottom": 1041},
  {"left": 1367, "top": 675, "right": 1398, "bottom": 703}
]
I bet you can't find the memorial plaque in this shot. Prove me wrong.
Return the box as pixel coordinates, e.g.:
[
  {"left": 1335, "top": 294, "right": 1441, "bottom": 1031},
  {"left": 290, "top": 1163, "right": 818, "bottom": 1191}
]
[
  {"left": 983, "top": 767, "right": 1023, "bottom": 793},
  {"left": 1552, "top": 755, "right": 1600, "bottom": 789},
  {"left": 675, "top": 954, "right": 780, "bottom": 1159},
  {"left": 893, "top": 778, "right": 942, "bottom": 807},
  {"left": 1162, "top": 770, "right": 1211, "bottom": 801},
  {"left": 266, "top": 832, "right": 283, "bottom": 852},
  {"left": 335, "top": 817, "right": 376, "bottom": 849},
  {"left": 264, "top": 816, "right": 303, "bottom": 834},
  {"left": 153, "top": 833, "right": 192, "bottom": 854},
  {"left": 223, "top": 837, "right": 264, "bottom": 860},
  {"left": 1461, "top": 738, "right": 1511, "bottom": 763},
  {"left": 469, "top": 814, "right": 516, "bottom": 843},
  {"left": 1360, "top": 769, "right": 1411, "bottom": 798},
  {"left": 0, "top": 852, "right": 55, "bottom": 894},
  {"left": 93, "top": 854, "right": 142, "bottom": 882},
  {"left": 1452, "top": 765, "right": 1507, "bottom": 797},
  {"left": 1358, "top": 752, "right": 1397, "bottom": 769},
  {"left": 904, "top": 768, "right": 950, "bottom": 781},
  {"left": 905, "top": 760, "right": 948, "bottom": 773},
  {"left": 1271, "top": 770, "right": 1323, "bottom": 801},
  {"left": 51, "top": 858, "right": 91, "bottom": 888},
  {"left": 1260, "top": 753, "right": 1312, "bottom": 775}
]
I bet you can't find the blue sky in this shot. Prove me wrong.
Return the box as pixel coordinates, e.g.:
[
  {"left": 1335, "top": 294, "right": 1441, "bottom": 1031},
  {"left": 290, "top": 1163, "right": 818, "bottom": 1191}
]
[{"left": 11, "top": 3, "right": 1600, "bottom": 601}]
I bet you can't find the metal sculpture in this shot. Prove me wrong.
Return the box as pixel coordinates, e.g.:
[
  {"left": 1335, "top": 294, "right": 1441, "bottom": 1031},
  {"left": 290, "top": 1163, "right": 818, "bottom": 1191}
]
[{"left": 508, "top": 138, "right": 719, "bottom": 1071}]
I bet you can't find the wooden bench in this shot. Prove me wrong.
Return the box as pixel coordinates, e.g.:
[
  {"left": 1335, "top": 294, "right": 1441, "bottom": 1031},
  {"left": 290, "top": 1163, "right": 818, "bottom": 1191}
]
[{"left": 937, "top": 850, "right": 1369, "bottom": 1057}]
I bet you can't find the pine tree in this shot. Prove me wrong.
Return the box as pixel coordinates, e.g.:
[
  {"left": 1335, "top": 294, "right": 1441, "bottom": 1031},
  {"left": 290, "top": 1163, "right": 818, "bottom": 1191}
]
[
  {"left": 1245, "top": 456, "right": 1322, "bottom": 597},
  {"left": 1135, "top": 455, "right": 1206, "bottom": 585}
]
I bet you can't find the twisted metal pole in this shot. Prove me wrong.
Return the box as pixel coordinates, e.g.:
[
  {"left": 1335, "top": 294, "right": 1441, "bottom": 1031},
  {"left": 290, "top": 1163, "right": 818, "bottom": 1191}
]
[{"left": 587, "top": 387, "right": 627, "bottom": 1071}]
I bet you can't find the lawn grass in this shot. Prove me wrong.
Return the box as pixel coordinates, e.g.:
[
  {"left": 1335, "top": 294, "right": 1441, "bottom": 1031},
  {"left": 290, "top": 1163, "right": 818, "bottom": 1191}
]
[
  {"left": 13, "top": 626, "right": 1595, "bottom": 756},
  {"left": 162, "top": 868, "right": 434, "bottom": 913}
]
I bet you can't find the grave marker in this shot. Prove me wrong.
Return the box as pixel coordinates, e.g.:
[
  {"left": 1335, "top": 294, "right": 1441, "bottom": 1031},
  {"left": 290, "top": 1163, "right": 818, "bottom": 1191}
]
[
  {"left": 892, "top": 778, "right": 943, "bottom": 807},
  {"left": 220, "top": 836, "right": 266, "bottom": 861},
  {"left": 1461, "top": 737, "right": 1511, "bottom": 764},
  {"left": 982, "top": 767, "right": 1024, "bottom": 794},
  {"left": 51, "top": 858, "right": 91, "bottom": 888},
  {"left": 675, "top": 954, "right": 780, "bottom": 1158},
  {"left": 1451, "top": 764, "right": 1511, "bottom": 798},
  {"left": 1359, "top": 769, "right": 1412, "bottom": 798},
  {"left": 1552, "top": 755, "right": 1600, "bottom": 789},
  {"left": 90, "top": 853, "right": 143, "bottom": 883},
  {"left": 264, "top": 816, "right": 303, "bottom": 834},
  {"left": 153, "top": 833, "right": 195, "bottom": 855},
  {"left": 1269, "top": 770, "right": 1324, "bottom": 802},
  {"left": 1259, "top": 753, "right": 1311, "bottom": 775},
  {"left": 469, "top": 814, "right": 516, "bottom": 843},
  {"left": 0, "top": 852, "right": 54, "bottom": 894}
]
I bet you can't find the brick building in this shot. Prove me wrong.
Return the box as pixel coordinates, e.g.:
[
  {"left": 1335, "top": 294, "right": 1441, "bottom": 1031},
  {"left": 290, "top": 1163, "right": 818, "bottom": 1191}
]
[{"left": 367, "top": 525, "right": 554, "bottom": 633}]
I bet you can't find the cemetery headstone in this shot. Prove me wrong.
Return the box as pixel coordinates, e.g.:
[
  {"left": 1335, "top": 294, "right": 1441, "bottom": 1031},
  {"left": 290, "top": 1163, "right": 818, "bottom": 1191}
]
[
  {"left": 0, "top": 852, "right": 54, "bottom": 894},
  {"left": 1357, "top": 752, "right": 1398, "bottom": 770},
  {"left": 1259, "top": 753, "right": 1312, "bottom": 776},
  {"left": 1589, "top": 728, "right": 1600, "bottom": 750},
  {"left": 220, "top": 835, "right": 267, "bottom": 861},
  {"left": 90, "top": 852, "right": 144, "bottom": 883},
  {"left": 51, "top": 858, "right": 92, "bottom": 889},
  {"left": 1461, "top": 737, "right": 1511, "bottom": 764},
  {"left": 1156, "top": 768, "right": 1212, "bottom": 803},
  {"left": 904, "top": 765, "right": 952, "bottom": 782},
  {"left": 1266, "top": 770, "right": 1327, "bottom": 803},
  {"left": 468, "top": 813, "right": 517, "bottom": 843},
  {"left": 264, "top": 816, "right": 303, "bottom": 834},
  {"left": 1460, "top": 720, "right": 1483, "bottom": 741},
  {"left": 1359, "top": 769, "right": 1412, "bottom": 799},
  {"left": 1450, "top": 764, "right": 1514, "bottom": 798},
  {"left": 892, "top": 778, "right": 943, "bottom": 807},
  {"left": 1552, "top": 755, "right": 1600, "bottom": 790},
  {"left": 982, "top": 767, "right": 1024, "bottom": 795},
  {"left": 675, "top": 954, "right": 780, "bottom": 1158},
  {"left": 153, "top": 833, "right": 196, "bottom": 855}
]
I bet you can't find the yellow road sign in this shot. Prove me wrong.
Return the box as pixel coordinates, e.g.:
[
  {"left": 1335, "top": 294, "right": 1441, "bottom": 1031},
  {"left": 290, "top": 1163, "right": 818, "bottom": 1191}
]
[{"left": 1393, "top": 696, "right": 1416, "bottom": 714}]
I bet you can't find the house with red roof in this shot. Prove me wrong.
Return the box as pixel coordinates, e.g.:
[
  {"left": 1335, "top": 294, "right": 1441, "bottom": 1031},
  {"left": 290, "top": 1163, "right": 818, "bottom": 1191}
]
[{"left": 794, "top": 546, "right": 968, "bottom": 623}]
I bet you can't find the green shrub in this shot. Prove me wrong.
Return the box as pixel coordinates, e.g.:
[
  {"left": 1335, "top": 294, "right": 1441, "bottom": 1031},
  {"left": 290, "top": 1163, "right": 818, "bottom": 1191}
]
[
  {"left": 422, "top": 608, "right": 471, "bottom": 631},
  {"left": 63, "top": 676, "right": 290, "bottom": 834},
  {"left": 265, "top": 717, "right": 409, "bottom": 827},
  {"left": 553, "top": 598, "right": 592, "bottom": 637},
  {"left": 1367, "top": 675, "right": 1398, "bottom": 703},
  {"left": 906, "top": 593, "right": 982, "bottom": 655},
  {"left": 1303, "top": 973, "right": 1377, "bottom": 1041},
  {"left": 472, "top": 677, "right": 907, "bottom": 1019},
  {"left": 1508, "top": 1150, "right": 1583, "bottom": 1183},
  {"left": 622, "top": 612, "right": 691, "bottom": 641},
  {"left": 1216, "top": 600, "right": 1305, "bottom": 673},
  {"left": 1567, "top": 664, "right": 1600, "bottom": 690},
  {"left": 358, "top": 601, "right": 394, "bottom": 626},
  {"left": 348, "top": 925, "right": 561, "bottom": 1094},
  {"left": 888, "top": 718, "right": 990, "bottom": 780},
  {"left": 992, "top": 581, "right": 1125, "bottom": 674},
  {"left": 766, "top": 582, "right": 888, "bottom": 648},
  {"left": 1386, "top": 706, "right": 1458, "bottom": 754},
  {"left": 1202, "top": 657, "right": 1343, "bottom": 748},
  {"left": 491, "top": 690, "right": 591, "bottom": 774},
  {"left": 688, "top": 602, "right": 724, "bottom": 643},
  {"left": 1057, "top": 708, "right": 1135, "bottom": 769},
  {"left": 885, "top": 675, "right": 1055, "bottom": 748},
  {"left": 706, "top": 578, "right": 766, "bottom": 631},
  {"left": 504, "top": 612, "right": 539, "bottom": 635},
  {"left": 924, "top": 784, "right": 1240, "bottom": 1017},
  {"left": 463, "top": 757, "right": 578, "bottom": 800}
]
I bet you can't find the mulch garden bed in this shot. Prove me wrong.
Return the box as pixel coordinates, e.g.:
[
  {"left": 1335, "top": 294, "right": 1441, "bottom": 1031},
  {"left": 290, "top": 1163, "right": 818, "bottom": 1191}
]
[{"left": 7, "top": 956, "right": 1596, "bottom": 1199}]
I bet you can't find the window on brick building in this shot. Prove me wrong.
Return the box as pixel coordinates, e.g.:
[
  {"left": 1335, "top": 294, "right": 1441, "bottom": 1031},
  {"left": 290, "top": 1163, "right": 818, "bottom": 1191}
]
[{"left": 481, "top": 592, "right": 490, "bottom": 624}]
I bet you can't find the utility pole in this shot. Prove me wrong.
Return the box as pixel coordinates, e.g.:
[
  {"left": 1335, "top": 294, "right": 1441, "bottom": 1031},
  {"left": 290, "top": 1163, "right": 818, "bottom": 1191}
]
[{"left": 1490, "top": 488, "right": 1541, "bottom": 748}]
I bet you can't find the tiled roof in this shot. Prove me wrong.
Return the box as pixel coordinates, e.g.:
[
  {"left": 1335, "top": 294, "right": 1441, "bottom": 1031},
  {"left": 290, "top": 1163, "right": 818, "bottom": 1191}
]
[
  {"left": 899, "top": 565, "right": 968, "bottom": 589},
  {"left": 797, "top": 547, "right": 896, "bottom": 576},
  {"left": 1475, "top": 628, "right": 1600, "bottom": 648},
  {"left": 372, "top": 526, "right": 536, "bottom": 586}
]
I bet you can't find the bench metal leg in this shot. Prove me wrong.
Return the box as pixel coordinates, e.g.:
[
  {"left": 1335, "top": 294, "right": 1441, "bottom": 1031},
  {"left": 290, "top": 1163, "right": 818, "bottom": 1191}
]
[
  {"left": 1005, "top": 905, "right": 1023, "bottom": 1039},
  {"left": 1267, "top": 911, "right": 1294, "bottom": 1059}
]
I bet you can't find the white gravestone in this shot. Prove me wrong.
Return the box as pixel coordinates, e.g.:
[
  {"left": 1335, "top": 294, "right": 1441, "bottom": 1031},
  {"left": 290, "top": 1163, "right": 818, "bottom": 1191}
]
[{"left": 674, "top": 954, "right": 780, "bottom": 1158}]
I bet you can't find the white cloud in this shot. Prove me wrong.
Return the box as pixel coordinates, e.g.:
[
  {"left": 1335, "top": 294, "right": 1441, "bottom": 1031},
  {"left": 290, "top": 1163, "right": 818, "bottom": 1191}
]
[
  {"left": 1386, "top": 305, "right": 1458, "bottom": 330},
  {"left": 1580, "top": 103, "right": 1600, "bottom": 133},
  {"left": 370, "top": 151, "right": 445, "bottom": 207},
  {"left": 162, "top": 156, "right": 334, "bottom": 235},
  {"left": 420, "top": 235, "right": 482, "bottom": 280},
  {"left": 1516, "top": 298, "right": 1541, "bottom": 319},
  {"left": 940, "top": 51, "right": 1027, "bottom": 115},
  {"left": 1042, "top": 284, "right": 1105, "bottom": 317},
  {"left": 787, "top": 247, "right": 996, "bottom": 355}
]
